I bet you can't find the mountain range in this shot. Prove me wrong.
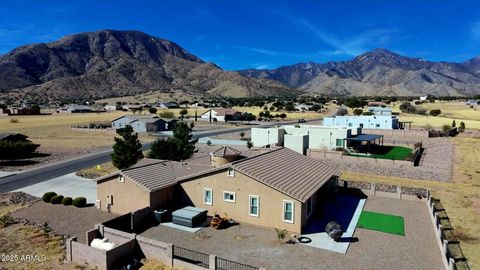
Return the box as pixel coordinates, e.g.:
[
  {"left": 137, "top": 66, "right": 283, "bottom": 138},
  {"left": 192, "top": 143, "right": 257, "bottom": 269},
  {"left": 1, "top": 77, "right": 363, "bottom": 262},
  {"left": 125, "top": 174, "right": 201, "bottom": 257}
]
[
  {"left": 0, "top": 30, "right": 290, "bottom": 103},
  {"left": 239, "top": 48, "right": 480, "bottom": 97},
  {"left": 1, "top": 30, "right": 479, "bottom": 104}
]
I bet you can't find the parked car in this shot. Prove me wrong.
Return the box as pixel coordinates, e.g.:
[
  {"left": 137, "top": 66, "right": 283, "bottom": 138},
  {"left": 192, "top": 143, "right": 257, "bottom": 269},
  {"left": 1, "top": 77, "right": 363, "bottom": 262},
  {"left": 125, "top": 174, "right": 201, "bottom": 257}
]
[{"left": 298, "top": 118, "right": 306, "bottom": 123}]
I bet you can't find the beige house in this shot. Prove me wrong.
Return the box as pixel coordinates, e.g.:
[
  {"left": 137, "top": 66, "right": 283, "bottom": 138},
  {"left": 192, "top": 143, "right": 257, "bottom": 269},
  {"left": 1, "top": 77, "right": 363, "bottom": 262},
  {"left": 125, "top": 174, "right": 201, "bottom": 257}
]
[{"left": 96, "top": 147, "right": 340, "bottom": 234}]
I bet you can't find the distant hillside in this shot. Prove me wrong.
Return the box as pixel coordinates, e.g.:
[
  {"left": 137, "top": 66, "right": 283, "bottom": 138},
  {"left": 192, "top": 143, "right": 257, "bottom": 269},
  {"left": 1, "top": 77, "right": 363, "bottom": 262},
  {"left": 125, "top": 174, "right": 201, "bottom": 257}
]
[
  {"left": 0, "top": 30, "right": 291, "bottom": 103},
  {"left": 239, "top": 48, "right": 480, "bottom": 97}
]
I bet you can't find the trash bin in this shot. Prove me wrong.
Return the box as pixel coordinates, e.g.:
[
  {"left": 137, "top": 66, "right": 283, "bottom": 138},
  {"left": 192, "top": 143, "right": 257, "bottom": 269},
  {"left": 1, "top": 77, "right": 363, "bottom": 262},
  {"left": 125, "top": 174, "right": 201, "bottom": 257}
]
[{"left": 154, "top": 209, "right": 168, "bottom": 223}]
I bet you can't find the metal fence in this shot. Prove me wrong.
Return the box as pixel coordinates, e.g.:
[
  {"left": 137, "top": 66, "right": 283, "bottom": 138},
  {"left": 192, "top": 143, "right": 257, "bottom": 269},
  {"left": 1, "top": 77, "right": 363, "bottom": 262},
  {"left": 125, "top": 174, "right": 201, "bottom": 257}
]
[
  {"left": 216, "top": 257, "right": 259, "bottom": 270},
  {"left": 173, "top": 245, "right": 209, "bottom": 268}
]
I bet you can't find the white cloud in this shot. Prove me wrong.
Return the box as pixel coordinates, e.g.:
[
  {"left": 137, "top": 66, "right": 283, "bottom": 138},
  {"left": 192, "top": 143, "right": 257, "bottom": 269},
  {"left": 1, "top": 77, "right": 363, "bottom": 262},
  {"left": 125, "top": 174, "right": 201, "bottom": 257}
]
[
  {"left": 284, "top": 16, "right": 400, "bottom": 56},
  {"left": 251, "top": 63, "right": 272, "bottom": 69}
]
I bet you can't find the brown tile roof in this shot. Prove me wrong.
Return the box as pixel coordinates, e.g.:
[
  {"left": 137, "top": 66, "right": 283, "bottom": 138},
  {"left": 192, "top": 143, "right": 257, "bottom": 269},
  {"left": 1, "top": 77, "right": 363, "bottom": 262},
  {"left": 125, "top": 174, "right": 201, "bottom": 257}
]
[
  {"left": 231, "top": 148, "right": 340, "bottom": 202},
  {"left": 120, "top": 159, "right": 213, "bottom": 192},
  {"left": 210, "top": 146, "right": 241, "bottom": 157}
]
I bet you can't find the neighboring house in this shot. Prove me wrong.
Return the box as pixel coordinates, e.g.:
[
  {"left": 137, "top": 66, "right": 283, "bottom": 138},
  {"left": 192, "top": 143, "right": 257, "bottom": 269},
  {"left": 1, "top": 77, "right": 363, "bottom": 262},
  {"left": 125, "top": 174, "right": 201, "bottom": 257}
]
[
  {"left": 200, "top": 108, "right": 241, "bottom": 122},
  {"left": 466, "top": 99, "right": 479, "bottom": 105},
  {"left": 104, "top": 104, "right": 123, "bottom": 111},
  {"left": 0, "top": 107, "right": 41, "bottom": 115},
  {"left": 59, "top": 104, "right": 92, "bottom": 113},
  {"left": 111, "top": 115, "right": 176, "bottom": 133},
  {"left": 129, "top": 118, "right": 177, "bottom": 133},
  {"left": 323, "top": 115, "right": 399, "bottom": 130},
  {"left": 0, "top": 133, "right": 29, "bottom": 142},
  {"left": 96, "top": 147, "right": 340, "bottom": 234},
  {"left": 251, "top": 127, "right": 286, "bottom": 147},
  {"left": 419, "top": 96, "right": 428, "bottom": 101},
  {"left": 252, "top": 125, "right": 359, "bottom": 153},
  {"left": 367, "top": 106, "right": 392, "bottom": 116},
  {"left": 156, "top": 102, "right": 179, "bottom": 109},
  {"left": 294, "top": 103, "right": 312, "bottom": 111},
  {"left": 367, "top": 101, "right": 385, "bottom": 107}
]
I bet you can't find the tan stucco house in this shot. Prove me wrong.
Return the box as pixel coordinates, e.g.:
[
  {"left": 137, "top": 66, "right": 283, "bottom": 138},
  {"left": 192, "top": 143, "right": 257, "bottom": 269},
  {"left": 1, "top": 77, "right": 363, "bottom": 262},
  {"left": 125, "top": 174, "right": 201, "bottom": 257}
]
[{"left": 96, "top": 147, "right": 340, "bottom": 234}]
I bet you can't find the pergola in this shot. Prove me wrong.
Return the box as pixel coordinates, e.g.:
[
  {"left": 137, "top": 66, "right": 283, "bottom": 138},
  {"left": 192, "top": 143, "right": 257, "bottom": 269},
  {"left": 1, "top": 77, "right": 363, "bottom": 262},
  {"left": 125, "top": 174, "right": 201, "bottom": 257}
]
[
  {"left": 344, "top": 134, "right": 384, "bottom": 155},
  {"left": 398, "top": 121, "right": 413, "bottom": 130}
]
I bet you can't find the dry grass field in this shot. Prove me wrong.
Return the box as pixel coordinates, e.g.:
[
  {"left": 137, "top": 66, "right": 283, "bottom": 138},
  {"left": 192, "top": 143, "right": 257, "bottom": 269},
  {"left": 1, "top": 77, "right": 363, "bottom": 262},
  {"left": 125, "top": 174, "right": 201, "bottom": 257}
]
[
  {"left": 0, "top": 112, "right": 155, "bottom": 153},
  {"left": 341, "top": 136, "right": 480, "bottom": 269}
]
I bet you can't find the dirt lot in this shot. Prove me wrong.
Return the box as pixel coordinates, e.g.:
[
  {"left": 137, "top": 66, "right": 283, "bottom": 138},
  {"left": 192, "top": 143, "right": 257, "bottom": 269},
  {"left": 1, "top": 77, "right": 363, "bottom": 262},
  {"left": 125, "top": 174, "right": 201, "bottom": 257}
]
[
  {"left": 12, "top": 201, "right": 117, "bottom": 243},
  {"left": 141, "top": 196, "right": 443, "bottom": 270}
]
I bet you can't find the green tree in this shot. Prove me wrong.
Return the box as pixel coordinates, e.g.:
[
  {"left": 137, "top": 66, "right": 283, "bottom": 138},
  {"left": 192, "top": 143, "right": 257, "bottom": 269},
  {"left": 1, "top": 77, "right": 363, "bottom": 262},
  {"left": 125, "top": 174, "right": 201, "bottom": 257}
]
[
  {"left": 0, "top": 141, "right": 40, "bottom": 160},
  {"left": 280, "top": 113, "right": 287, "bottom": 120},
  {"left": 429, "top": 109, "right": 441, "bottom": 116},
  {"left": 111, "top": 126, "right": 143, "bottom": 169},
  {"left": 246, "top": 141, "right": 253, "bottom": 149},
  {"left": 242, "top": 112, "right": 256, "bottom": 123},
  {"left": 148, "top": 107, "right": 157, "bottom": 114},
  {"left": 240, "top": 131, "right": 245, "bottom": 138},
  {"left": 459, "top": 121, "right": 466, "bottom": 131},
  {"left": 179, "top": 109, "right": 188, "bottom": 120},
  {"left": 284, "top": 103, "right": 295, "bottom": 112},
  {"left": 353, "top": 108, "right": 363, "bottom": 115},
  {"left": 159, "top": 111, "right": 175, "bottom": 119},
  {"left": 172, "top": 122, "right": 195, "bottom": 159},
  {"left": 442, "top": 124, "right": 451, "bottom": 133},
  {"left": 148, "top": 138, "right": 182, "bottom": 160},
  {"left": 451, "top": 120, "right": 456, "bottom": 127}
]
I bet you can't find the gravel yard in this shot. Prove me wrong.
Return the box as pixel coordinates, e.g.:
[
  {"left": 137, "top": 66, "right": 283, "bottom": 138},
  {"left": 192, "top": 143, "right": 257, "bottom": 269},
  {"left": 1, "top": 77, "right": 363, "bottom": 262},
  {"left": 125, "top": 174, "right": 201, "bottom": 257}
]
[
  {"left": 140, "top": 196, "right": 443, "bottom": 270},
  {"left": 11, "top": 201, "right": 116, "bottom": 243}
]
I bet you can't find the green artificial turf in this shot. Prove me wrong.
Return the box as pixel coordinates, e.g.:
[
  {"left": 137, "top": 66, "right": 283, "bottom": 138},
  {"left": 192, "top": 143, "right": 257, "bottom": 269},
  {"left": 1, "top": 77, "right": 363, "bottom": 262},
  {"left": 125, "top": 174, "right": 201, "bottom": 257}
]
[
  {"left": 349, "top": 146, "right": 412, "bottom": 160},
  {"left": 357, "top": 211, "right": 405, "bottom": 236}
]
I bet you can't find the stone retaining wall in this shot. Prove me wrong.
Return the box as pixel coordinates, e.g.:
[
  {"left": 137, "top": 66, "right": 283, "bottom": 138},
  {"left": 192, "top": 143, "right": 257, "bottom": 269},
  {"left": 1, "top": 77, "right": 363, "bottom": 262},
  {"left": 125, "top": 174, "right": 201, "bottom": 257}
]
[
  {"left": 338, "top": 179, "right": 428, "bottom": 200},
  {"left": 427, "top": 197, "right": 471, "bottom": 270}
]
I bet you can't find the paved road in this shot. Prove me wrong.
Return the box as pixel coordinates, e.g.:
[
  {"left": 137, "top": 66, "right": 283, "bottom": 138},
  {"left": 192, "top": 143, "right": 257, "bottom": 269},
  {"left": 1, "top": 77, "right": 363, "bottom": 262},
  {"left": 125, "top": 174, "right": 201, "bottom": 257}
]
[{"left": 0, "top": 118, "right": 321, "bottom": 193}]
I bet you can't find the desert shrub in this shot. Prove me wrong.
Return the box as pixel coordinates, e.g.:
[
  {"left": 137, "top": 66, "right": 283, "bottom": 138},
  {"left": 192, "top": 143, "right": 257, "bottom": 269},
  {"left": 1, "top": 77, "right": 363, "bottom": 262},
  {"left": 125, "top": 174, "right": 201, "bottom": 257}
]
[
  {"left": 42, "top": 192, "right": 57, "bottom": 202},
  {"left": 206, "top": 140, "right": 212, "bottom": 146},
  {"left": 9, "top": 118, "right": 19, "bottom": 123},
  {"left": 275, "top": 228, "right": 288, "bottom": 243},
  {"left": 353, "top": 108, "right": 363, "bottom": 115},
  {"left": 362, "top": 111, "right": 373, "bottom": 115},
  {"left": 73, "top": 197, "right": 87, "bottom": 207},
  {"left": 429, "top": 109, "right": 442, "bottom": 116},
  {"left": 50, "top": 195, "right": 64, "bottom": 204},
  {"left": 0, "top": 213, "right": 15, "bottom": 228},
  {"left": 62, "top": 197, "right": 73, "bottom": 205}
]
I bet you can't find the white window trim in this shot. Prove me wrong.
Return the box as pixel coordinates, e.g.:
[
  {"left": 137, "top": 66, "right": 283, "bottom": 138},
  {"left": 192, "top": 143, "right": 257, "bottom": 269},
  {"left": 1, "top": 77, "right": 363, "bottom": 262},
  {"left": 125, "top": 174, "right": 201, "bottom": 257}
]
[
  {"left": 223, "top": 191, "right": 236, "bottom": 203},
  {"left": 283, "top": 200, "right": 294, "bottom": 224},
  {"left": 227, "top": 168, "right": 235, "bottom": 177},
  {"left": 203, "top": 188, "right": 213, "bottom": 205},
  {"left": 249, "top": 195, "right": 259, "bottom": 217}
]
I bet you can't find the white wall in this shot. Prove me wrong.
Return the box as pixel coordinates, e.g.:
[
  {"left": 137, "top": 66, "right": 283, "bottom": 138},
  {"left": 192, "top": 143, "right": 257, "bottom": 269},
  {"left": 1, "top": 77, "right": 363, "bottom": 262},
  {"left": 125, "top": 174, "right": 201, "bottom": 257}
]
[
  {"left": 251, "top": 128, "right": 285, "bottom": 147},
  {"left": 323, "top": 115, "right": 397, "bottom": 130},
  {"left": 284, "top": 134, "right": 308, "bottom": 154}
]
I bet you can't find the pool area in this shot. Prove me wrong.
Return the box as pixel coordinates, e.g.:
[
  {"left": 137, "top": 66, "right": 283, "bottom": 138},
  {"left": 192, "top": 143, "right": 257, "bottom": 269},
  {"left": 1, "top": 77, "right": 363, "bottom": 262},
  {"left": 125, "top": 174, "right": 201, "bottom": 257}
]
[{"left": 300, "top": 194, "right": 366, "bottom": 254}]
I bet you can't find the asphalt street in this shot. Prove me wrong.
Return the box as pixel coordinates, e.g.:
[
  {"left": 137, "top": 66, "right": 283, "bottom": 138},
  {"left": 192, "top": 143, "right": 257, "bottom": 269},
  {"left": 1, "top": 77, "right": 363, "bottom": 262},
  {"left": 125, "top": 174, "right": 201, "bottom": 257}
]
[{"left": 0, "top": 118, "right": 321, "bottom": 193}]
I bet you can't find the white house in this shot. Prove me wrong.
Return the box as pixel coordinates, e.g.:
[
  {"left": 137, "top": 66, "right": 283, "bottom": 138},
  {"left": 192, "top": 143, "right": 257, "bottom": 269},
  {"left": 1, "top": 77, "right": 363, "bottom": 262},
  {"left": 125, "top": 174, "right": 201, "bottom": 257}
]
[
  {"left": 200, "top": 108, "right": 241, "bottom": 122},
  {"left": 294, "top": 104, "right": 312, "bottom": 111},
  {"left": 251, "top": 127, "right": 286, "bottom": 147},
  {"left": 251, "top": 125, "right": 359, "bottom": 151},
  {"left": 323, "top": 115, "right": 399, "bottom": 130},
  {"left": 367, "top": 107, "right": 392, "bottom": 116},
  {"left": 419, "top": 96, "right": 428, "bottom": 101}
]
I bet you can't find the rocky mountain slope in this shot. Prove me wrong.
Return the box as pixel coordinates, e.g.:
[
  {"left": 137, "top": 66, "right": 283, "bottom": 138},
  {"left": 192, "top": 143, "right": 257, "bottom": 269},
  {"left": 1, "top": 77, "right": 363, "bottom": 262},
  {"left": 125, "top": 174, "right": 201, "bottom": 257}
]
[
  {"left": 0, "top": 30, "right": 291, "bottom": 103},
  {"left": 239, "top": 49, "right": 480, "bottom": 96}
]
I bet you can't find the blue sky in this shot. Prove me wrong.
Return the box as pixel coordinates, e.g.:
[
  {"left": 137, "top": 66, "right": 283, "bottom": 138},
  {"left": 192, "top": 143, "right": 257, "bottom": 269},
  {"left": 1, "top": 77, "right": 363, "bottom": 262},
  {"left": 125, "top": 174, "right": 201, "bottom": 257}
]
[{"left": 1, "top": 1, "right": 480, "bottom": 70}]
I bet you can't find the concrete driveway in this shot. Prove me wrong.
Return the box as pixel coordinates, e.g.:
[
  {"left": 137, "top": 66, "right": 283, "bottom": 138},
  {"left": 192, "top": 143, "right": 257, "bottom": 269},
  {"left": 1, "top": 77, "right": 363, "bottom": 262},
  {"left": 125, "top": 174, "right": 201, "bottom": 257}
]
[{"left": 15, "top": 173, "right": 97, "bottom": 203}]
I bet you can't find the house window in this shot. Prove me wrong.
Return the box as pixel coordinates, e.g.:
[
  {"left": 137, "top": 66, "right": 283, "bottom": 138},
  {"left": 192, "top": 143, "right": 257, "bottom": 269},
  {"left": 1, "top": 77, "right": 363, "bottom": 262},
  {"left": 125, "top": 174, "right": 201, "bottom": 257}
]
[
  {"left": 306, "top": 197, "right": 313, "bottom": 217},
  {"left": 227, "top": 168, "right": 235, "bottom": 177},
  {"left": 348, "top": 123, "right": 352, "bottom": 127},
  {"left": 204, "top": 188, "right": 212, "bottom": 205},
  {"left": 359, "top": 123, "right": 364, "bottom": 128},
  {"left": 249, "top": 195, "right": 259, "bottom": 217},
  {"left": 283, "top": 200, "right": 294, "bottom": 223},
  {"left": 223, "top": 191, "right": 236, "bottom": 203},
  {"left": 335, "top": 139, "right": 343, "bottom": 147},
  {"left": 118, "top": 175, "right": 125, "bottom": 183}
]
